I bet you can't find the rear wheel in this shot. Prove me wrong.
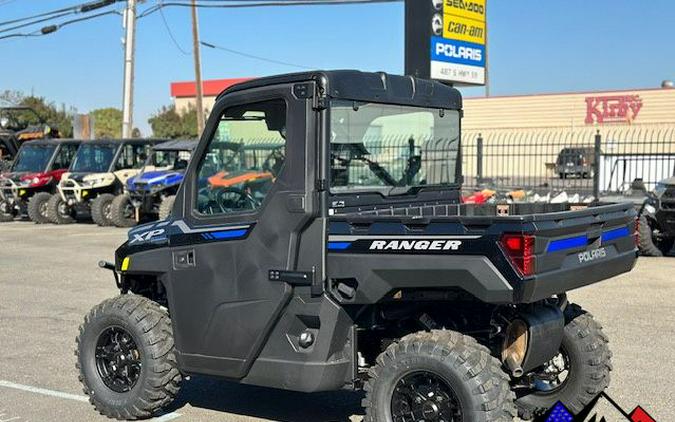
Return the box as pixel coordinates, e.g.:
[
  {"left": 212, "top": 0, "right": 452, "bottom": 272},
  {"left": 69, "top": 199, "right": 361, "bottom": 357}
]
[
  {"left": 638, "top": 214, "right": 673, "bottom": 256},
  {"left": 76, "top": 295, "right": 182, "bottom": 420},
  {"left": 27, "top": 192, "right": 52, "bottom": 223},
  {"left": 158, "top": 195, "right": 175, "bottom": 221},
  {"left": 46, "top": 194, "right": 75, "bottom": 224},
  {"left": 91, "top": 193, "right": 115, "bottom": 226},
  {"left": 515, "top": 304, "right": 612, "bottom": 419},
  {"left": 110, "top": 194, "right": 137, "bottom": 227},
  {"left": 364, "top": 330, "right": 516, "bottom": 422}
]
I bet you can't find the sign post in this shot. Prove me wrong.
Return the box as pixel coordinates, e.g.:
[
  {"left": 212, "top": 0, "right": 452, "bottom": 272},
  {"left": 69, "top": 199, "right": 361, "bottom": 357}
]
[{"left": 405, "top": 0, "right": 487, "bottom": 86}]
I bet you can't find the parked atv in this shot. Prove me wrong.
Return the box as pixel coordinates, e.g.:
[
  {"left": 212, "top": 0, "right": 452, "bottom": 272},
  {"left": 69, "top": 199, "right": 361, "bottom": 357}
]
[
  {"left": 50, "top": 139, "right": 165, "bottom": 226},
  {"left": 0, "top": 139, "right": 80, "bottom": 223},
  {"left": 78, "top": 71, "right": 637, "bottom": 421},
  {"left": 601, "top": 178, "right": 675, "bottom": 256},
  {"left": 0, "top": 106, "right": 60, "bottom": 172},
  {"left": 110, "top": 140, "right": 197, "bottom": 227}
]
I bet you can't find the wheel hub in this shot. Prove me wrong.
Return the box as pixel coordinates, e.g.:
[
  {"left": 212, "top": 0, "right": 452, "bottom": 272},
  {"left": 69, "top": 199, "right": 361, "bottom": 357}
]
[
  {"left": 391, "top": 371, "right": 462, "bottom": 422},
  {"left": 95, "top": 326, "right": 142, "bottom": 393}
]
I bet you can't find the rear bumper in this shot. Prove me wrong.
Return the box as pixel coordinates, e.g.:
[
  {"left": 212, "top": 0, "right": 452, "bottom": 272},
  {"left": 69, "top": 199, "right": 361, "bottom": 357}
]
[{"left": 516, "top": 249, "right": 637, "bottom": 303}]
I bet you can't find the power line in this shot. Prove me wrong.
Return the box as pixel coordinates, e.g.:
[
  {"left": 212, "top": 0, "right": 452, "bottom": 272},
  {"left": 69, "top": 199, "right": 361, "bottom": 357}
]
[
  {"left": 158, "top": 0, "right": 191, "bottom": 55},
  {"left": 0, "top": 0, "right": 121, "bottom": 28},
  {"left": 138, "top": 0, "right": 401, "bottom": 18},
  {"left": 0, "top": 9, "right": 123, "bottom": 41},
  {"left": 201, "top": 40, "right": 313, "bottom": 69}
]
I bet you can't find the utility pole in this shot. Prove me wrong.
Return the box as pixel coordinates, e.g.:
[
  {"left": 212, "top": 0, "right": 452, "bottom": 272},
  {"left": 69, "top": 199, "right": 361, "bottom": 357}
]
[
  {"left": 121, "top": 0, "right": 137, "bottom": 138},
  {"left": 191, "top": 0, "right": 205, "bottom": 134}
]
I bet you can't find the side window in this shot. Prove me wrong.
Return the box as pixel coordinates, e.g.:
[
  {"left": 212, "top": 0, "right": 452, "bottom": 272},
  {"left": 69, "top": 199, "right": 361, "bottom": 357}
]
[
  {"left": 195, "top": 99, "right": 287, "bottom": 216},
  {"left": 115, "top": 144, "right": 147, "bottom": 170},
  {"left": 52, "top": 144, "right": 77, "bottom": 169}
]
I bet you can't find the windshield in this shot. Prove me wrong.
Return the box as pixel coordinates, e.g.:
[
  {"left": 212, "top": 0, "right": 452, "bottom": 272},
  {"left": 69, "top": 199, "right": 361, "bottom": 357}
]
[
  {"left": 70, "top": 144, "right": 117, "bottom": 173},
  {"left": 12, "top": 144, "right": 56, "bottom": 172},
  {"left": 329, "top": 101, "right": 460, "bottom": 194},
  {"left": 144, "top": 150, "right": 191, "bottom": 172}
]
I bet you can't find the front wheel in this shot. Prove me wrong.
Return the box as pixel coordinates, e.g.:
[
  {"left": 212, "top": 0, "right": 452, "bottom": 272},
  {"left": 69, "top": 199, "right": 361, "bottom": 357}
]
[
  {"left": 638, "top": 214, "right": 673, "bottom": 256},
  {"left": 76, "top": 295, "right": 182, "bottom": 420},
  {"left": 27, "top": 192, "right": 52, "bottom": 223},
  {"left": 91, "top": 193, "right": 115, "bottom": 226},
  {"left": 46, "top": 194, "right": 75, "bottom": 224},
  {"left": 515, "top": 304, "right": 612, "bottom": 419},
  {"left": 110, "top": 194, "right": 137, "bottom": 228},
  {"left": 158, "top": 195, "right": 175, "bottom": 221},
  {"left": 364, "top": 330, "right": 516, "bottom": 422}
]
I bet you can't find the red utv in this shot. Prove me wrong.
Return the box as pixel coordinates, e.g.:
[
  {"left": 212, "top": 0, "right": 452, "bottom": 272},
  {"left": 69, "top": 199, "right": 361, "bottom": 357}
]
[{"left": 0, "top": 139, "right": 80, "bottom": 223}]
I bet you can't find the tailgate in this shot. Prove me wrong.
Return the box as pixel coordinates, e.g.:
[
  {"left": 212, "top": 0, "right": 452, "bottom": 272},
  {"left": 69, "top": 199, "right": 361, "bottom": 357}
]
[{"left": 516, "top": 203, "right": 638, "bottom": 303}]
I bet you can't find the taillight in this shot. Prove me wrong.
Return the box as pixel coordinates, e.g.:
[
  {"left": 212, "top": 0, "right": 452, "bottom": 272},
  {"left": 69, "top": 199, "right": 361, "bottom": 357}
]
[{"left": 500, "top": 234, "right": 535, "bottom": 277}]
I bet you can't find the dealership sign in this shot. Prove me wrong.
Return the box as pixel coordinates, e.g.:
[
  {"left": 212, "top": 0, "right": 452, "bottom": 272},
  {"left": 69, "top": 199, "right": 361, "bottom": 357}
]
[
  {"left": 585, "top": 95, "right": 643, "bottom": 124},
  {"left": 405, "top": 0, "right": 487, "bottom": 86}
]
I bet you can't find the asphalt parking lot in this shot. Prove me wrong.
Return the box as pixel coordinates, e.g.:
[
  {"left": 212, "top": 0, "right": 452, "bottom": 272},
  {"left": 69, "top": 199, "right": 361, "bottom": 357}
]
[{"left": 0, "top": 221, "right": 673, "bottom": 422}]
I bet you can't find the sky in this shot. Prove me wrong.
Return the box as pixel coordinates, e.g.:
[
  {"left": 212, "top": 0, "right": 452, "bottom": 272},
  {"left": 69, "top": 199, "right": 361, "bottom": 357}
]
[{"left": 0, "top": 0, "right": 674, "bottom": 135}]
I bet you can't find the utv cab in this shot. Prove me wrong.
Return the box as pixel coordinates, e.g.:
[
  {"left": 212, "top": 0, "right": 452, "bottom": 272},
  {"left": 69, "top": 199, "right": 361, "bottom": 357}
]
[
  {"left": 110, "top": 139, "right": 198, "bottom": 227},
  {"left": 0, "top": 106, "right": 60, "bottom": 172},
  {"left": 0, "top": 139, "right": 80, "bottom": 223},
  {"left": 50, "top": 139, "right": 166, "bottom": 225},
  {"left": 78, "top": 71, "right": 637, "bottom": 422}
]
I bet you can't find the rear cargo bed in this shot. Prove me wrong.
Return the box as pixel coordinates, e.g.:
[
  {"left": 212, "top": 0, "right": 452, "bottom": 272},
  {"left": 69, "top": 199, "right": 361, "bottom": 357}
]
[{"left": 327, "top": 202, "right": 637, "bottom": 304}]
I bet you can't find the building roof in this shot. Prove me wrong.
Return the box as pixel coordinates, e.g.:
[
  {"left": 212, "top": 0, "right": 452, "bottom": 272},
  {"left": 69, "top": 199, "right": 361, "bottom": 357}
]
[{"left": 171, "top": 78, "right": 252, "bottom": 98}]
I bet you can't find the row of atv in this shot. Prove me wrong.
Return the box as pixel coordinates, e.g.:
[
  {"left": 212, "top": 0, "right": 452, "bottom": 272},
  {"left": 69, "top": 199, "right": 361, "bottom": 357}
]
[{"left": 0, "top": 138, "right": 197, "bottom": 227}]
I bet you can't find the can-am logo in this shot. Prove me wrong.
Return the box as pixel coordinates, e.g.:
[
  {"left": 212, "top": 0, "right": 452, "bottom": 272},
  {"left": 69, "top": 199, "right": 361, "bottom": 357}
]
[
  {"left": 369, "top": 239, "right": 462, "bottom": 251},
  {"left": 578, "top": 247, "right": 607, "bottom": 263},
  {"left": 585, "top": 95, "right": 643, "bottom": 124}
]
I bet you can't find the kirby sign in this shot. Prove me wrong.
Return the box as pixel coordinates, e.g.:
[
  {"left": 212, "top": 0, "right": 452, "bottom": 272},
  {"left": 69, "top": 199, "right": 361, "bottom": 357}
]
[{"left": 585, "top": 95, "right": 643, "bottom": 125}]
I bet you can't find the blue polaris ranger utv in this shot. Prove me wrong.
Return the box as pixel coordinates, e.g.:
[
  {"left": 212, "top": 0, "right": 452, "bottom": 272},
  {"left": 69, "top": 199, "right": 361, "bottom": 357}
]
[
  {"left": 79, "top": 71, "right": 638, "bottom": 422},
  {"left": 109, "top": 139, "right": 197, "bottom": 227}
]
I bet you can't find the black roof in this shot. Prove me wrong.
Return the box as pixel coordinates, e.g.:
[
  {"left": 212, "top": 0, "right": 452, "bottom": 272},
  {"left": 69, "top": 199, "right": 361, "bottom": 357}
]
[
  {"left": 216, "top": 70, "right": 462, "bottom": 110},
  {"left": 21, "top": 138, "right": 82, "bottom": 146},
  {"left": 78, "top": 138, "right": 170, "bottom": 146},
  {"left": 152, "top": 139, "right": 199, "bottom": 151}
]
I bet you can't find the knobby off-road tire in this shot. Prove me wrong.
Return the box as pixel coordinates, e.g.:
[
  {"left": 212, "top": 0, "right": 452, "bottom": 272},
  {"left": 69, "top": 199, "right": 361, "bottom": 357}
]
[
  {"left": 76, "top": 295, "right": 182, "bottom": 420},
  {"left": 46, "top": 193, "right": 75, "bottom": 224},
  {"left": 515, "top": 304, "right": 612, "bottom": 419},
  {"left": 158, "top": 195, "right": 175, "bottom": 221},
  {"left": 638, "top": 214, "right": 673, "bottom": 257},
  {"left": 111, "top": 194, "right": 137, "bottom": 228},
  {"left": 91, "top": 193, "right": 115, "bottom": 226},
  {"left": 27, "top": 192, "right": 52, "bottom": 224},
  {"left": 364, "top": 330, "right": 516, "bottom": 422}
]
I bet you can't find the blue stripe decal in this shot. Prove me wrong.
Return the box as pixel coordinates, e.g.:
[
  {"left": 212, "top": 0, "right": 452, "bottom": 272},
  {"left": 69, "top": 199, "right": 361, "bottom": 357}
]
[
  {"left": 210, "top": 229, "right": 248, "bottom": 240},
  {"left": 601, "top": 227, "right": 631, "bottom": 242},
  {"left": 328, "top": 241, "right": 352, "bottom": 250},
  {"left": 547, "top": 235, "right": 588, "bottom": 253}
]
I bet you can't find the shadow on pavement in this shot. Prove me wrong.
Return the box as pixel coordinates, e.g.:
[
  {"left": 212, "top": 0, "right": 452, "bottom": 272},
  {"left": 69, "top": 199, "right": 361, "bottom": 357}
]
[{"left": 169, "top": 376, "right": 364, "bottom": 422}]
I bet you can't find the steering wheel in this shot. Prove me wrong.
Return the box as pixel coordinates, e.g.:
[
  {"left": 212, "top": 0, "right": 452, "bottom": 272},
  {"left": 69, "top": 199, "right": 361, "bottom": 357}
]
[{"left": 213, "top": 187, "right": 260, "bottom": 213}]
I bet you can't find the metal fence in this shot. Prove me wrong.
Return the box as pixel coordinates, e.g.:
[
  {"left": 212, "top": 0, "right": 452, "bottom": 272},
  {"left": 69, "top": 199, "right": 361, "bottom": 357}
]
[{"left": 463, "top": 125, "right": 675, "bottom": 198}]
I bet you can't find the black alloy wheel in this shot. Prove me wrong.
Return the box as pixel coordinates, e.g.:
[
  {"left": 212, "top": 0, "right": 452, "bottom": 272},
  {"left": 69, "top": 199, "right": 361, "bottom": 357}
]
[
  {"left": 391, "top": 371, "right": 462, "bottom": 422},
  {"left": 95, "top": 326, "right": 142, "bottom": 393}
]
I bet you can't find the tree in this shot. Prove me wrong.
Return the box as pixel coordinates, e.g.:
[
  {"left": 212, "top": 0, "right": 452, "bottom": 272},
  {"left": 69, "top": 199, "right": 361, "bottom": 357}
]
[
  {"left": 148, "top": 105, "right": 198, "bottom": 139},
  {"left": 0, "top": 90, "right": 75, "bottom": 137},
  {"left": 90, "top": 107, "right": 122, "bottom": 139}
]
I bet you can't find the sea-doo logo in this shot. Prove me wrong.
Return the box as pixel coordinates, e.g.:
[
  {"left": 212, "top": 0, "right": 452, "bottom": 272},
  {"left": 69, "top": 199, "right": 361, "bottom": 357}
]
[
  {"left": 369, "top": 239, "right": 462, "bottom": 251},
  {"left": 578, "top": 247, "right": 607, "bottom": 263}
]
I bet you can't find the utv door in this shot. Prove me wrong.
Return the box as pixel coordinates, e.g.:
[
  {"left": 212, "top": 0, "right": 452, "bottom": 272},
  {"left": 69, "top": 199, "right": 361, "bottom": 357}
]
[{"left": 167, "top": 83, "right": 323, "bottom": 379}]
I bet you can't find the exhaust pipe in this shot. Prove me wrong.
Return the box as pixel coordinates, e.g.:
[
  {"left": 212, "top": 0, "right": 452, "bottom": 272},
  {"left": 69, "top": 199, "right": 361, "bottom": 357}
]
[
  {"left": 501, "top": 319, "right": 528, "bottom": 378},
  {"left": 504, "top": 355, "right": 524, "bottom": 378}
]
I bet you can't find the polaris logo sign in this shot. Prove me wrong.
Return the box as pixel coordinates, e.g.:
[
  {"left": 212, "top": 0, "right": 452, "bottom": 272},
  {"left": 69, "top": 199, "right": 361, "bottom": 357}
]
[
  {"left": 578, "top": 247, "right": 607, "bottom": 263},
  {"left": 369, "top": 239, "right": 463, "bottom": 251}
]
